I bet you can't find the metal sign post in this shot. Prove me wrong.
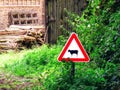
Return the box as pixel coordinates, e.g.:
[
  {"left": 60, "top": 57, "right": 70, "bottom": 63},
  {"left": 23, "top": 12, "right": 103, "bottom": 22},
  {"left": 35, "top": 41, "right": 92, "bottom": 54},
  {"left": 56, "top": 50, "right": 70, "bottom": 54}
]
[{"left": 70, "top": 62, "right": 75, "bottom": 84}]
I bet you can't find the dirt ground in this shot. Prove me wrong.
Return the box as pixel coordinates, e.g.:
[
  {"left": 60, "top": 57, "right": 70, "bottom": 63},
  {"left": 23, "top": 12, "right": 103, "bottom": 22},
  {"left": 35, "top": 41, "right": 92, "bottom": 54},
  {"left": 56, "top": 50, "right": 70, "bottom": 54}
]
[{"left": 0, "top": 70, "right": 41, "bottom": 90}]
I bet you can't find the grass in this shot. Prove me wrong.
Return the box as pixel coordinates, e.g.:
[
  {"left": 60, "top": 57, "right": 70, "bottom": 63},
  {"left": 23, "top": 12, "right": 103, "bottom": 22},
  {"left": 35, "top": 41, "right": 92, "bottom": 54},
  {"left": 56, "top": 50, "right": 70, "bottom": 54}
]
[
  {"left": 0, "top": 52, "right": 22, "bottom": 68},
  {"left": 0, "top": 45, "right": 63, "bottom": 89},
  {"left": 0, "top": 44, "right": 118, "bottom": 90},
  {"left": 3, "top": 45, "right": 63, "bottom": 76}
]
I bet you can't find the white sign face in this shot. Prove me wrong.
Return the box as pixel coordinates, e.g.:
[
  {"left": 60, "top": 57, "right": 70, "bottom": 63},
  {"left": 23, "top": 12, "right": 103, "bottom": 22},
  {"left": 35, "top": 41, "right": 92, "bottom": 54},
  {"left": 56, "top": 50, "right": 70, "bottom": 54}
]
[{"left": 63, "top": 39, "right": 85, "bottom": 58}]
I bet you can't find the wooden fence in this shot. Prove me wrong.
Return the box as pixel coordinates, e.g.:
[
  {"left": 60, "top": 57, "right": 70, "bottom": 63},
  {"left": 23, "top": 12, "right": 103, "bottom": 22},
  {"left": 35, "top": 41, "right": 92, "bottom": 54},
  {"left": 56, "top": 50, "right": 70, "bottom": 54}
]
[{"left": 46, "top": 0, "right": 87, "bottom": 43}]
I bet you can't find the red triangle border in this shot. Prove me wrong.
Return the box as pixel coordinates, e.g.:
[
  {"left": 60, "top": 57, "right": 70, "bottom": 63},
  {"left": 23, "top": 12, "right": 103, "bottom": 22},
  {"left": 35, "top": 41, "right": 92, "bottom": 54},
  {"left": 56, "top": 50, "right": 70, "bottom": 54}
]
[{"left": 58, "top": 32, "right": 90, "bottom": 62}]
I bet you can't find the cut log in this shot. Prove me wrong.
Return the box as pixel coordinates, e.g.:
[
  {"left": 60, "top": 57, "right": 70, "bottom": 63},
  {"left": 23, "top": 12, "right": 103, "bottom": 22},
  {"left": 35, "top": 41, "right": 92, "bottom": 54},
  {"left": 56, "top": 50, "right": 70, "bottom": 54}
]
[
  {"left": 23, "top": 36, "right": 36, "bottom": 41},
  {"left": 0, "top": 25, "right": 46, "bottom": 52},
  {"left": 0, "top": 30, "right": 27, "bottom": 35},
  {"left": 9, "top": 25, "right": 45, "bottom": 30},
  {"left": 37, "top": 38, "right": 44, "bottom": 44}
]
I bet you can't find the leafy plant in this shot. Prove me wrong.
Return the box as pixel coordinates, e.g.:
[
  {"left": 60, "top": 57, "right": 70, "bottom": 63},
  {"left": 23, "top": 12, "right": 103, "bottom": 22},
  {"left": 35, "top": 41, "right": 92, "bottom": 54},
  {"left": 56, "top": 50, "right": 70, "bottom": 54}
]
[{"left": 62, "top": 0, "right": 120, "bottom": 90}]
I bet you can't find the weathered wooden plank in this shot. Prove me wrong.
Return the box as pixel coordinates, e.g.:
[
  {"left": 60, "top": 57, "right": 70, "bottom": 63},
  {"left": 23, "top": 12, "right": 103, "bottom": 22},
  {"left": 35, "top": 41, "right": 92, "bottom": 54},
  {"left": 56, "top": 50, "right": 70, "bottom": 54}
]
[
  {"left": 56, "top": 0, "right": 59, "bottom": 39},
  {"left": 9, "top": 25, "right": 45, "bottom": 30},
  {"left": 53, "top": 0, "right": 57, "bottom": 42},
  {"left": 0, "top": 35, "right": 35, "bottom": 41},
  {"left": 46, "top": 0, "right": 85, "bottom": 43},
  {"left": 0, "top": 30, "right": 27, "bottom": 35}
]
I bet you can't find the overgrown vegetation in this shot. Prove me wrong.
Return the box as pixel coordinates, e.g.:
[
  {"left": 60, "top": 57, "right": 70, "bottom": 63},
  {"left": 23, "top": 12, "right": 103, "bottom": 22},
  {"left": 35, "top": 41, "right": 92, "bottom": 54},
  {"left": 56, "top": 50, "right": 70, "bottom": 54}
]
[
  {"left": 0, "top": 0, "right": 120, "bottom": 90},
  {"left": 62, "top": 0, "right": 120, "bottom": 89}
]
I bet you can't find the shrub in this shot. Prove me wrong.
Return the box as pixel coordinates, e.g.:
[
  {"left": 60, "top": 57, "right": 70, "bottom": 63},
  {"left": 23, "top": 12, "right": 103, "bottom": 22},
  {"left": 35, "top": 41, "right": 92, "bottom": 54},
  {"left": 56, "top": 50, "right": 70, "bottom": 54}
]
[{"left": 62, "top": 0, "right": 120, "bottom": 89}]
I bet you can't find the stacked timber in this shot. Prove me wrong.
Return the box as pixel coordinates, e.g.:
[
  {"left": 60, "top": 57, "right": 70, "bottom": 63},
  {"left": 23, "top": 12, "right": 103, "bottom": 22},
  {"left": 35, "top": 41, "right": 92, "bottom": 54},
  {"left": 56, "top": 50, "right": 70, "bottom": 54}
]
[{"left": 0, "top": 25, "right": 45, "bottom": 53}]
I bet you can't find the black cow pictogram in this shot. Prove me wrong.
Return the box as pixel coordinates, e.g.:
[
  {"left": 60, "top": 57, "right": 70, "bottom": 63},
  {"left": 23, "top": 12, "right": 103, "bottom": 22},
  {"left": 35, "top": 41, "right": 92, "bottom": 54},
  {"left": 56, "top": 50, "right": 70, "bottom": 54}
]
[{"left": 68, "top": 50, "right": 78, "bottom": 56}]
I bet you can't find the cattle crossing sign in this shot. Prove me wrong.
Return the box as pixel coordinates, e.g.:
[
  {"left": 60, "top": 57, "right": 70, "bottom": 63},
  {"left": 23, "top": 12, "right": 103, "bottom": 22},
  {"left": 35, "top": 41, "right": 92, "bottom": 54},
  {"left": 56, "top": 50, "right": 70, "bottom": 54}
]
[{"left": 58, "top": 32, "right": 90, "bottom": 62}]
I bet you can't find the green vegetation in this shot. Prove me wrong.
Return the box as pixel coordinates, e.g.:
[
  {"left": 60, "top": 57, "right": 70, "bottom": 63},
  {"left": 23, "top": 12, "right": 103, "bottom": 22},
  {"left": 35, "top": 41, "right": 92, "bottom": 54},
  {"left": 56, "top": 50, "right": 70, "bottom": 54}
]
[
  {"left": 5, "top": 45, "right": 62, "bottom": 76},
  {"left": 1, "top": 45, "right": 107, "bottom": 90},
  {"left": 0, "top": 0, "right": 120, "bottom": 90}
]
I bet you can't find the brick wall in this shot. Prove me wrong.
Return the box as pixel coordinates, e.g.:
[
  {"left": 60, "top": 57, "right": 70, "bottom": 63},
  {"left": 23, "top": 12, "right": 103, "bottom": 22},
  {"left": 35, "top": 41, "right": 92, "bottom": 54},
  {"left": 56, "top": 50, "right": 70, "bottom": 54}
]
[
  {"left": 0, "top": 0, "right": 45, "bottom": 30},
  {"left": 0, "top": 0, "right": 41, "bottom": 5}
]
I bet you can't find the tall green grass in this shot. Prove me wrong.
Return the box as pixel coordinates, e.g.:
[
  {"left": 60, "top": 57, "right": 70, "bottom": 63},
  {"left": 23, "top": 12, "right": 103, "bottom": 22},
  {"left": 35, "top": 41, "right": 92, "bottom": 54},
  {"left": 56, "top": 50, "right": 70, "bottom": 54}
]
[
  {"left": 5, "top": 45, "right": 63, "bottom": 76},
  {"left": 0, "top": 52, "right": 24, "bottom": 68}
]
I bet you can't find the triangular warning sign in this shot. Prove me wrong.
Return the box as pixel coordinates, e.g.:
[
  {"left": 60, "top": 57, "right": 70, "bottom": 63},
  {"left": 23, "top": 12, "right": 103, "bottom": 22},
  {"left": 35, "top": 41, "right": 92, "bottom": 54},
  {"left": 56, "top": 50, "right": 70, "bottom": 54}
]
[{"left": 58, "top": 32, "right": 90, "bottom": 62}]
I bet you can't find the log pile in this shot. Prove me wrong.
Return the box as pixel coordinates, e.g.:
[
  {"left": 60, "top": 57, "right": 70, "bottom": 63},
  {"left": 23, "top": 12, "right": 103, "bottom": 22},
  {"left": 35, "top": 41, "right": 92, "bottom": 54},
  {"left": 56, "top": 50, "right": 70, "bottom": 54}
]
[{"left": 0, "top": 25, "right": 46, "bottom": 53}]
